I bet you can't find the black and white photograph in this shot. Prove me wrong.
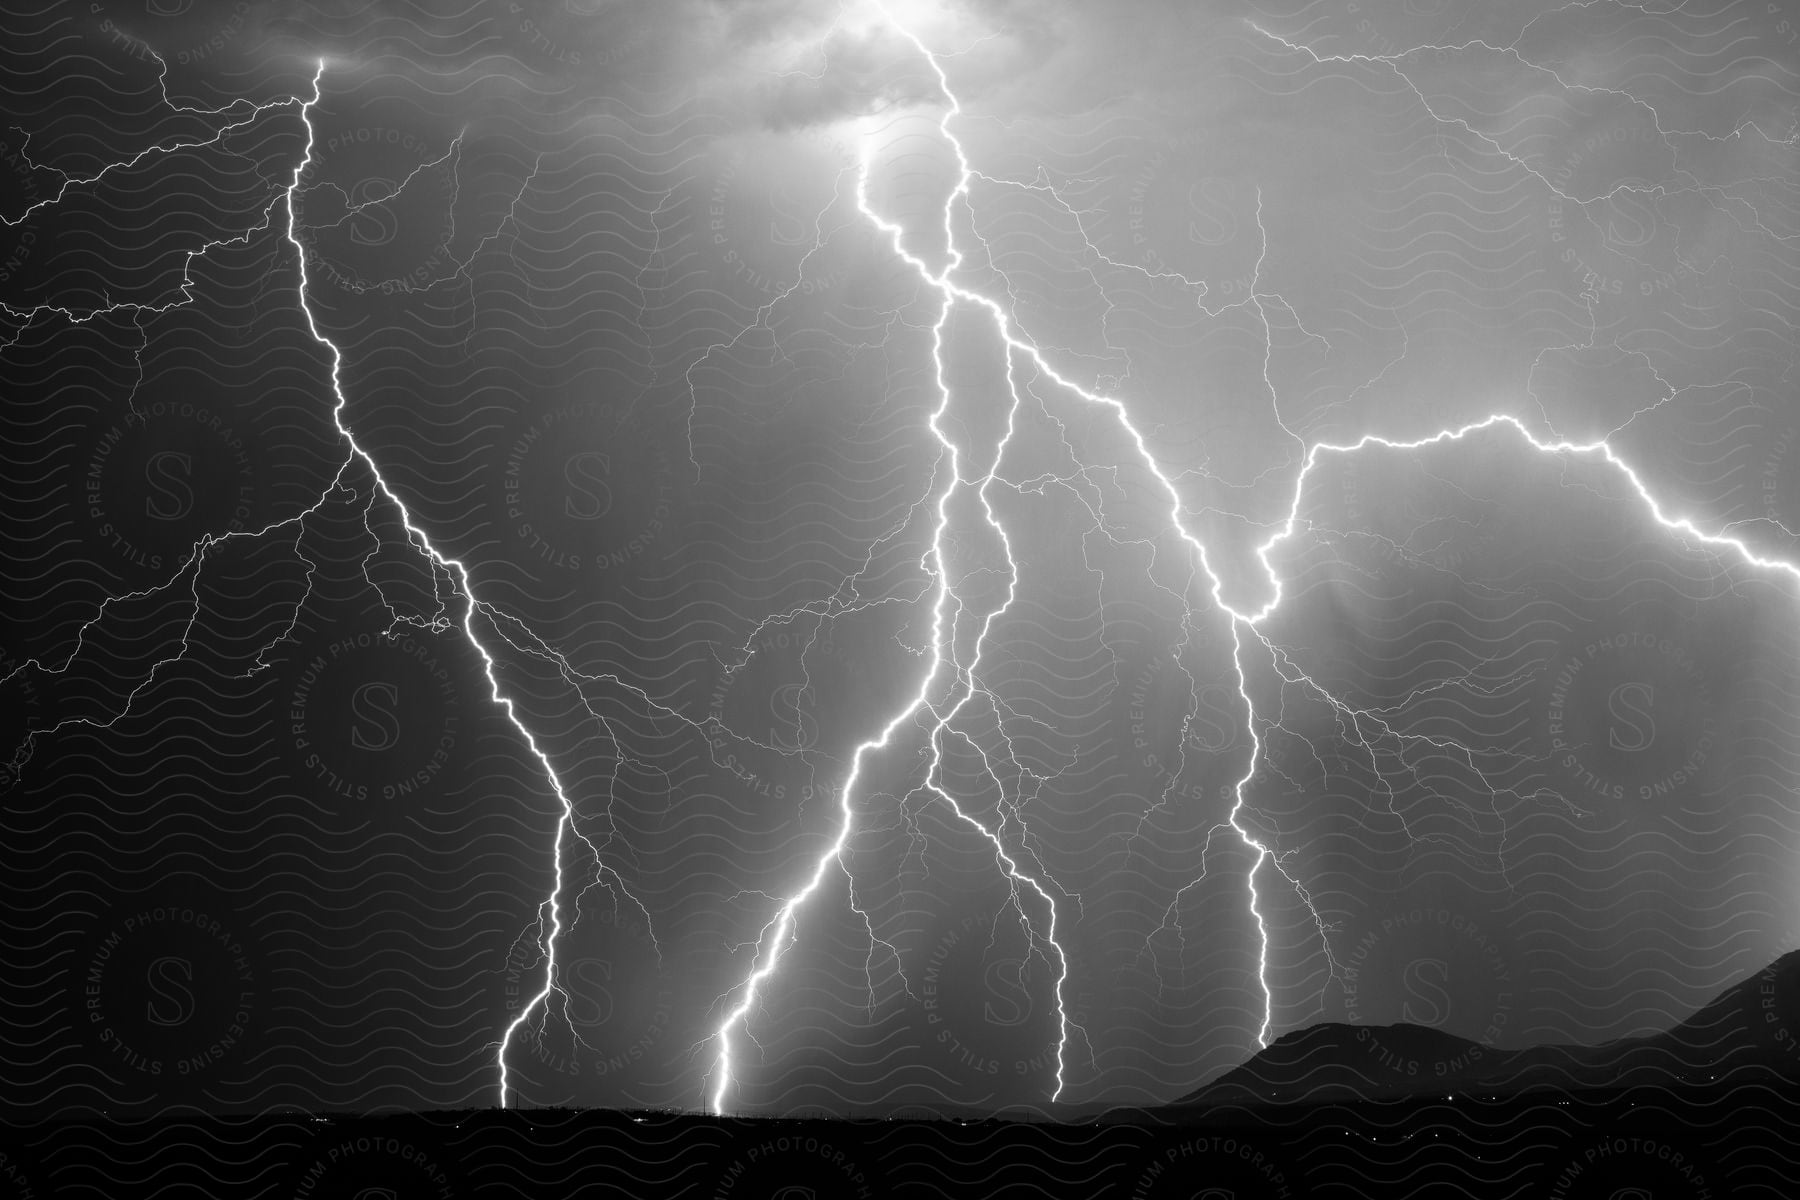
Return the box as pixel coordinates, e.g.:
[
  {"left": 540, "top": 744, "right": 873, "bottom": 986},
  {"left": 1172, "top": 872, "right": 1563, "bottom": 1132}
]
[{"left": 4, "top": 0, "right": 1800, "bottom": 1194}]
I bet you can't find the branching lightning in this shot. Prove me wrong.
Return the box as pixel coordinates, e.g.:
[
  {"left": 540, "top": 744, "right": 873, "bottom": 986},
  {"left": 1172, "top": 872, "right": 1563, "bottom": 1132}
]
[
  {"left": 702, "top": 1, "right": 1800, "bottom": 1114},
  {"left": 14, "top": 14, "right": 1800, "bottom": 1124},
  {"left": 0, "top": 51, "right": 683, "bottom": 1111}
]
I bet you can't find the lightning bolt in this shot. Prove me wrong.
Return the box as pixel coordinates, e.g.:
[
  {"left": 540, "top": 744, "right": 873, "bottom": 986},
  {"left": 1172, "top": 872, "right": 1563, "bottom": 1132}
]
[
  {"left": 704, "top": 1, "right": 1800, "bottom": 1114},
  {"left": 702, "top": 2, "right": 1283, "bottom": 1113},
  {"left": 271, "top": 81, "right": 647, "bottom": 1110},
  {"left": 0, "top": 51, "right": 689, "bottom": 1112},
  {"left": 16, "top": 18, "right": 1796, "bottom": 1125}
]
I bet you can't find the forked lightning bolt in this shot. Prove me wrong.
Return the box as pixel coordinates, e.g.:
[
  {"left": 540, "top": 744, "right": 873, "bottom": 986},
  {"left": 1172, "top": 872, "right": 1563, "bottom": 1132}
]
[
  {"left": 703, "top": 4, "right": 1800, "bottom": 1114},
  {"left": 11, "top": 24, "right": 1798, "bottom": 1123},
  {"left": 0, "top": 53, "right": 674, "bottom": 1111}
]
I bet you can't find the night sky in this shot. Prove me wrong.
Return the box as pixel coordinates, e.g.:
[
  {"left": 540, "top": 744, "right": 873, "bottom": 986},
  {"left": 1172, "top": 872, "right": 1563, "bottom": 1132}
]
[{"left": 3, "top": 0, "right": 1800, "bottom": 1124}]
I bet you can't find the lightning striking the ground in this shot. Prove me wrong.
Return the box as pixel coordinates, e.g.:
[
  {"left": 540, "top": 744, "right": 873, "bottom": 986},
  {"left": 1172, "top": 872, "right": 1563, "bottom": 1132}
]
[
  {"left": 0, "top": 52, "right": 672, "bottom": 1112},
  {"left": 14, "top": 13, "right": 1800, "bottom": 1124},
  {"left": 702, "top": 2, "right": 1800, "bottom": 1114},
  {"left": 271, "top": 70, "right": 641, "bottom": 1113}
]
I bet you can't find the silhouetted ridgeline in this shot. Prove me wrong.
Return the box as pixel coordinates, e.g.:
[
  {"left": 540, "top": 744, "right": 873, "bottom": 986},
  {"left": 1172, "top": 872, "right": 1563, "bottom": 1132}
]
[
  {"left": 1171, "top": 948, "right": 1800, "bottom": 1108},
  {"left": 3, "top": 956, "right": 1798, "bottom": 1196}
]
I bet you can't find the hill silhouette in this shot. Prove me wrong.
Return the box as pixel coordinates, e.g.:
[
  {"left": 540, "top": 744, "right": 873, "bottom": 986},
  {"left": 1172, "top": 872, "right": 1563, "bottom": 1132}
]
[
  {"left": 8, "top": 957, "right": 1800, "bottom": 1194},
  {"left": 1171, "top": 948, "right": 1800, "bottom": 1108}
]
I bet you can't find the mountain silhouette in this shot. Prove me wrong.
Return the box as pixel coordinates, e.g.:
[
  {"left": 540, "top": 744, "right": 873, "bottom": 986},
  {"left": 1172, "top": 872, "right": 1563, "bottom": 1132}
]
[{"left": 1172, "top": 949, "right": 1800, "bottom": 1108}]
